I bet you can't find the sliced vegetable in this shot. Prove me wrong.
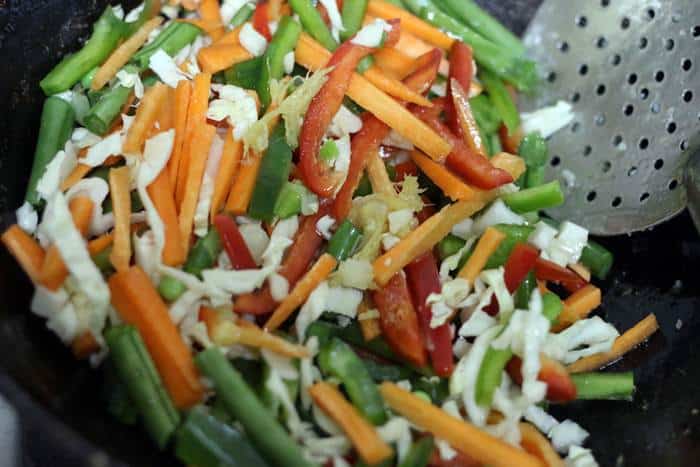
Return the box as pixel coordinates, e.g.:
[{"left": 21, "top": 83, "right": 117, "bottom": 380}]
[
  {"left": 399, "top": 436, "right": 435, "bottom": 467},
  {"left": 326, "top": 219, "right": 363, "bottom": 261},
  {"left": 132, "top": 22, "right": 202, "bottom": 68},
  {"left": 570, "top": 372, "right": 635, "bottom": 400},
  {"left": 534, "top": 257, "right": 588, "bottom": 293},
  {"left": 458, "top": 227, "right": 506, "bottom": 283},
  {"left": 230, "top": 3, "right": 256, "bottom": 27},
  {"left": 517, "top": 133, "right": 548, "bottom": 188},
  {"left": 198, "top": 44, "right": 253, "bottom": 74},
  {"left": 169, "top": 81, "right": 193, "bottom": 184},
  {"left": 580, "top": 240, "right": 614, "bottom": 280},
  {"left": 2, "top": 225, "right": 46, "bottom": 283},
  {"left": 502, "top": 181, "right": 565, "bottom": 213},
  {"left": 108, "top": 166, "right": 132, "bottom": 272},
  {"left": 445, "top": 43, "right": 474, "bottom": 139},
  {"left": 289, "top": 0, "right": 338, "bottom": 51},
  {"left": 368, "top": 0, "right": 454, "bottom": 50},
  {"left": 341, "top": 0, "right": 370, "bottom": 41},
  {"left": 213, "top": 215, "right": 257, "bottom": 270},
  {"left": 274, "top": 182, "right": 304, "bottom": 218},
  {"left": 224, "top": 56, "right": 264, "bottom": 89},
  {"left": 252, "top": 1, "right": 273, "bottom": 41},
  {"left": 553, "top": 285, "right": 601, "bottom": 332},
  {"left": 248, "top": 123, "right": 294, "bottom": 221},
  {"left": 507, "top": 355, "right": 577, "bottom": 403},
  {"left": 257, "top": 16, "right": 302, "bottom": 109}
]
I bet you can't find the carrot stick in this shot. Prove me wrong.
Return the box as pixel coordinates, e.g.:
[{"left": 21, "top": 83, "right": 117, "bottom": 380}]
[
  {"left": 210, "top": 132, "right": 243, "bottom": 219},
  {"left": 178, "top": 123, "right": 217, "bottom": 255},
  {"left": 92, "top": 17, "right": 164, "bottom": 91},
  {"left": 552, "top": 285, "right": 601, "bottom": 332},
  {"left": 224, "top": 153, "right": 263, "bottom": 215},
  {"left": 567, "top": 314, "right": 659, "bottom": 373},
  {"left": 200, "top": 307, "right": 310, "bottom": 358},
  {"left": 490, "top": 152, "right": 527, "bottom": 180},
  {"left": 458, "top": 226, "right": 506, "bottom": 283},
  {"left": 40, "top": 196, "right": 94, "bottom": 290},
  {"left": 176, "top": 73, "right": 211, "bottom": 206},
  {"left": 199, "top": 0, "right": 225, "bottom": 40},
  {"left": 148, "top": 169, "right": 186, "bottom": 266},
  {"left": 109, "top": 265, "right": 204, "bottom": 408},
  {"left": 88, "top": 232, "right": 114, "bottom": 255},
  {"left": 123, "top": 82, "right": 169, "bottom": 154},
  {"left": 61, "top": 164, "right": 93, "bottom": 191},
  {"left": 108, "top": 166, "right": 132, "bottom": 272},
  {"left": 181, "top": 0, "right": 198, "bottom": 10},
  {"left": 373, "top": 47, "right": 417, "bottom": 79},
  {"left": 366, "top": 151, "right": 395, "bottom": 197},
  {"left": 363, "top": 65, "right": 433, "bottom": 107},
  {"left": 380, "top": 382, "right": 544, "bottom": 467},
  {"left": 368, "top": 0, "right": 455, "bottom": 50},
  {"left": 519, "top": 423, "right": 565, "bottom": 467},
  {"left": 154, "top": 86, "right": 175, "bottom": 133},
  {"left": 373, "top": 199, "right": 486, "bottom": 287},
  {"left": 310, "top": 382, "right": 393, "bottom": 465},
  {"left": 1, "top": 225, "right": 45, "bottom": 283},
  {"left": 411, "top": 150, "right": 479, "bottom": 201},
  {"left": 198, "top": 44, "right": 253, "bottom": 74},
  {"left": 265, "top": 253, "right": 338, "bottom": 331},
  {"left": 179, "top": 18, "right": 224, "bottom": 39},
  {"left": 213, "top": 25, "right": 243, "bottom": 46},
  {"left": 168, "top": 80, "right": 192, "bottom": 188},
  {"left": 72, "top": 331, "right": 101, "bottom": 360},
  {"left": 359, "top": 301, "right": 382, "bottom": 341}
]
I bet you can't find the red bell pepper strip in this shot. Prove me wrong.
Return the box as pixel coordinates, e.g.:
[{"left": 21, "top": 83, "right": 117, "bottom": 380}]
[
  {"left": 445, "top": 42, "right": 474, "bottom": 138},
  {"left": 234, "top": 204, "right": 330, "bottom": 314},
  {"left": 331, "top": 48, "right": 442, "bottom": 220},
  {"left": 534, "top": 257, "right": 587, "bottom": 293},
  {"left": 405, "top": 252, "right": 454, "bottom": 377},
  {"left": 299, "top": 19, "right": 401, "bottom": 198},
  {"left": 372, "top": 271, "right": 428, "bottom": 368},
  {"left": 412, "top": 105, "right": 513, "bottom": 190},
  {"left": 252, "top": 2, "right": 272, "bottom": 41},
  {"left": 213, "top": 214, "right": 258, "bottom": 270},
  {"left": 484, "top": 242, "right": 540, "bottom": 315},
  {"left": 506, "top": 355, "right": 577, "bottom": 403}
]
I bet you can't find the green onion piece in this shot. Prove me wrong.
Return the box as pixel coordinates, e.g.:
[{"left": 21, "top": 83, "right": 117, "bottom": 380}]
[
  {"left": 470, "top": 94, "right": 502, "bottom": 135},
  {"left": 105, "top": 325, "right": 180, "bottom": 448},
  {"left": 80, "top": 66, "right": 100, "bottom": 89},
  {"left": 195, "top": 348, "right": 318, "bottom": 467},
  {"left": 326, "top": 220, "right": 363, "bottom": 261},
  {"left": 25, "top": 97, "right": 75, "bottom": 206},
  {"left": 484, "top": 224, "right": 535, "bottom": 268},
  {"left": 488, "top": 132, "right": 502, "bottom": 157},
  {"left": 354, "top": 172, "right": 373, "bottom": 197},
  {"left": 571, "top": 372, "right": 635, "bottom": 400},
  {"left": 501, "top": 181, "right": 565, "bottom": 213},
  {"left": 518, "top": 133, "right": 548, "bottom": 188}
]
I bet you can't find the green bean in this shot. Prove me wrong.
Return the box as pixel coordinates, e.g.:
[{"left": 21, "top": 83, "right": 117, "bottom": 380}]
[
  {"left": 289, "top": 0, "right": 338, "bottom": 51},
  {"left": 83, "top": 84, "right": 131, "bottom": 135},
  {"left": 502, "top": 181, "right": 565, "bottom": 213},
  {"left": 518, "top": 133, "right": 548, "bottom": 188},
  {"left": 341, "top": 0, "right": 369, "bottom": 41},
  {"left": 25, "top": 97, "right": 76, "bottom": 206},
  {"left": 132, "top": 22, "right": 201, "bottom": 68},
  {"left": 481, "top": 69, "right": 520, "bottom": 135},
  {"left": 195, "top": 348, "right": 318, "bottom": 467},
  {"left": 469, "top": 94, "right": 501, "bottom": 134},
  {"left": 580, "top": 240, "right": 614, "bottom": 280},
  {"left": 258, "top": 16, "right": 302, "bottom": 110},
  {"left": 514, "top": 271, "right": 536, "bottom": 309},
  {"left": 231, "top": 3, "right": 256, "bottom": 27}
]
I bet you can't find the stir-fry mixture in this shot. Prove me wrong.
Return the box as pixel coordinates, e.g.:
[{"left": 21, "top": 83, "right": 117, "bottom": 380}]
[{"left": 2, "top": 0, "right": 662, "bottom": 466}]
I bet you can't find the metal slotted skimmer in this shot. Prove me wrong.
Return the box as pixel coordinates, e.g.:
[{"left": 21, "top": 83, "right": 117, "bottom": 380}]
[{"left": 519, "top": 0, "right": 700, "bottom": 235}]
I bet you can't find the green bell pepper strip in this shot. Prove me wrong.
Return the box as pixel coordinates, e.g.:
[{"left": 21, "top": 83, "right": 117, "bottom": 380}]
[
  {"left": 580, "top": 240, "right": 614, "bottom": 280},
  {"left": 25, "top": 97, "right": 76, "bottom": 206},
  {"left": 248, "top": 123, "right": 294, "bottom": 221},
  {"left": 326, "top": 220, "right": 363, "bottom": 261},
  {"left": 481, "top": 69, "right": 520, "bottom": 135},
  {"left": 436, "top": 0, "right": 526, "bottom": 56},
  {"left": 398, "top": 437, "right": 434, "bottom": 467},
  {"left": 258, "top": 16, "right": 302, "bottom": 110},
  {"left": 413, "top": 1, "right": 537, "bottom": 92},
  {"left": 105, "top": 325, "right": 180, "bottom": 448},
  {"left": 132, "top": 22, "right": 202, "bottom": 68},
  {"left": 195, "top": 348, "right": 318, "bottom": 467},
  {"left": 175, "top": 406, "right": 271, "bottom": 467},
  {"left": 224, "top": 56, "right": 264, "bottom": 90},
  {"left": 341, "top": 0, "right": 369, "bottom": 41},
  {"left": 40, "top": 7, "right": 126, "bottom": 95},
  {"left": 502, "top": 180, "right": 565, "bottom": 213},
  {"left": 475, "top": 291, "right": 563, "bottom": 406},
  {"left": 230, "top": 3, "right": 256, "bottom": 27},
  {"left": 514, "top": 271, "right": 536, "bottom": 309},
  {"left": 317, "top": 338, "right": 387, "bottom": 425},
  {"left": 517, "top": 133, "right": 548, "bottom": 188},
  {"left": 159, "top": 228, "right": 223, "bottom": 301},
  {"left": 570, "top": 372, "right": 635, "bottom": 400},
  {"left": 469, "top": 94, "right": 501, "bottom": 135},
  {"left": 437, "top": 234, "right": 466, "bottom": 261},
  {"left": 289, "top": 0, "right": 338, "bottom": 51}
]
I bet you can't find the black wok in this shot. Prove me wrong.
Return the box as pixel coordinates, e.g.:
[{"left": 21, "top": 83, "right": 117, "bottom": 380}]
[{"left": 0, "top": 1, "right": 698, "bottom": 465}]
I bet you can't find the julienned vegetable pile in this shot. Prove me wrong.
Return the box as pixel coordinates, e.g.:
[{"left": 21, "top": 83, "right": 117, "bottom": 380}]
[{"left": 2, "top": 0, "right": 659, "bottom": 466}]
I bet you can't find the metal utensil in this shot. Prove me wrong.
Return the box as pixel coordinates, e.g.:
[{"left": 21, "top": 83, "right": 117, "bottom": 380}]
[{"left": 519, "top": 0, "right": 700, "bottom": 235}]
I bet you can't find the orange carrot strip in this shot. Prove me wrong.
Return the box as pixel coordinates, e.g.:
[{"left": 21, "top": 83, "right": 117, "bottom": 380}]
[
  {"left": 178, "top": 18, "right": 224, "bottom": 39},
  {"left": 198, "top": 0, "right": 225, "bottom": 40},
  {"left": 224, "top": 153, "right": 263, "bottom": 215},
  {"left": 265, "top": 253, "right": 338, "bottom": 331},
  {"left": 364, "top": 65, "right": 433, "bottom": 107},
  {"left": 200, "top": 307, "right": 310, "bottom": 358},
  {"left": 373, "top": 47, "right": 417, "bottom": 79},
  {"left": 552, "top": 285, "right": 601, "bottom": 332},
  {"left": 148, "top": 168, "right": 186, "bottom": 266},
  {"left": 61, "top": 164, "right": 93, "bottom": 191},
  {"left": 366, "top": 151, "right": 395, "bottom": 197},
  {"left": 380, "top": 382, "right": 544, "bottom": 467},
  {"left": 39, "top": 196, "right": 94, "bottom": 290},
  {"left": 176, "top": 73, "right": 212, "bottom": 206},
  {"left": 520, "top": 423, "right": 565, "bottom": 467},
  {"left": 210, "top": 132, "right": 243, "bottom": 218},
  {"left": 198, "top": 44, "right": 253, "bottom": 74},
  {"left": 213, "top": 25, "right": 243, "bottom": 46},
  {"left": 310, "top": 382, "right": 393, "bottom": 465},
  {"left": 168, "top": 80, "right": 192, "bottom": 188},
  {"left": 178, "top": 123, "right": 217, "bottom": 255},
  {"left": 88, "top": 232, "right": 114, "bottom": 255},
  {"left": 92, "top": 17, "right": 164, "bottom": 91},
  {"left": 490, "top": 152, "right": 527, "bottom": 179},
  {"left": 72, "top": 331, "right": 101, "bottom": 360},
  {"left": 368, "top": 0, "right": 455, "bottom": 49},
  {"left": 109, "top": 266, "right": 204, "bottom": 408},
  {"left": 155, "top": 86, "right": 175, "bottom": 133},
  {"left": 1, "top": 225, "right": 45, "bottom": 283},
  {"left": 458, "top": 227, "right": 506, "bottom": 282},
  {"left": 108, "top": 166, "right": 132, "bottom": 272},
  {"left": 180, "top": 0, "right": 198, "bottom": 10},
  {"left": 412, "top": 150, "right": 478, "bottom": 201},
  {"left": 358, "top": 300, "right": 382, "bottom": 341},
  {"left": 567, "top": 314, "right": 659, "bottom": 373},
  {"left": 123, "top": 82, "right": 169, "bottom": 154},
  {"left": 373, "top": 200, "right": 486, "bottom": 287}
]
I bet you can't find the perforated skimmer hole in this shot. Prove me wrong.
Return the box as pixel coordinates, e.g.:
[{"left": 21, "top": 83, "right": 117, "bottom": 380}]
[{"left": 520, "top": 0, "right": 700, "bottom": 235}]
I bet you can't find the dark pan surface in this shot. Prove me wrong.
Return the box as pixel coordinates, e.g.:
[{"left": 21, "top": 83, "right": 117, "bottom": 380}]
[{"left": 0, "top": 1, "right": 698, "bottom": 466}]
